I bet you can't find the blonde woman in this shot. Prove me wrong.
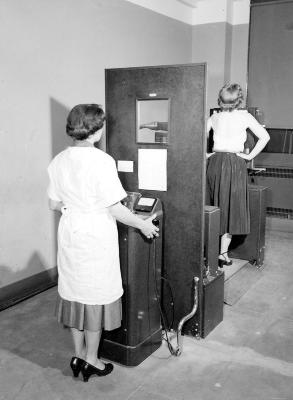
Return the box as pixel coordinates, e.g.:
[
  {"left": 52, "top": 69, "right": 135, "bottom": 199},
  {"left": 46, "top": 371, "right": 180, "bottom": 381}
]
[{"left": 206, "top": 84, "right": 270, "bottom": 267}]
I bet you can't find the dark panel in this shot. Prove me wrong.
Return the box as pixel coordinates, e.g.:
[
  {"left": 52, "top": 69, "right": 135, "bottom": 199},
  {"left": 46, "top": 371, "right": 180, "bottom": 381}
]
[
  {"left": 262, "top": 129, "right": 293, "bottom": 154},
  {"left": 105, "top": 64, "right": 206, "bottom": 329},
  {"left": 247, "top": 1, "right": 293, "bottom": 128},
  {"left": 204, "top": 206, "right": 220, "bottom": 277},
  {"left": 229, "top": 185, "right": 267, "bottom": 266},
  {"left": 251, "top": 174, "right": 293, "bottom": 210},
  {"left": 251, "top": 0, "right": 293, "bottom": 4}
]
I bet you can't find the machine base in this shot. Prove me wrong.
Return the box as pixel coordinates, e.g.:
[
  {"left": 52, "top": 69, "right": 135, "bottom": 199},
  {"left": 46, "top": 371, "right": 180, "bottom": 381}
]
[
  {"left": 185, "top": 271, "right": 224, "bottom": 338},
  {"left": 100, "top": 328, "right": 162, "bottom": 367},
  {"left": 200, "top": 272, "right": 224, "bottom": 338}
]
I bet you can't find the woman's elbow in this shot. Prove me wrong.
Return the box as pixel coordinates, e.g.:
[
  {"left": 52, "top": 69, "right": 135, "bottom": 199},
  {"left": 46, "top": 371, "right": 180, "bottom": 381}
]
[
  {"left": 108, "top": 202, "right": 121, "bottom": 217},
  {"left": 259, "top": 129, "right": 270, "bottom": 145},
  {"left": 264, "top": 133, "right": 270, "bottom": 144}
]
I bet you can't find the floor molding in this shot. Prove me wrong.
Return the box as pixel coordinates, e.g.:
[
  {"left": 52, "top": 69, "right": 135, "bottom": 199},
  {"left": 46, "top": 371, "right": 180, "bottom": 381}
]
[{"left": 0, "top": 267, "right": 58, "bottom": 311}]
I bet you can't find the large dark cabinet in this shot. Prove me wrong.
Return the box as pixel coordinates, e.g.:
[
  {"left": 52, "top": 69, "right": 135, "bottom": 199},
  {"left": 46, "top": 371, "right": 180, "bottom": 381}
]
[{"left": 105, "top": 64, "right": 224, "bottom": 343}]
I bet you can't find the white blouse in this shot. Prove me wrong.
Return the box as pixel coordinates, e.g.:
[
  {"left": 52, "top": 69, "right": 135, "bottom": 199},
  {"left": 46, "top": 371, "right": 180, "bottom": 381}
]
[
  {"left": 47, "top": 147, "right": 127, "bottom": 305},
  {"left": 207, "top": 109, "right": 269, "bottom": 153}
]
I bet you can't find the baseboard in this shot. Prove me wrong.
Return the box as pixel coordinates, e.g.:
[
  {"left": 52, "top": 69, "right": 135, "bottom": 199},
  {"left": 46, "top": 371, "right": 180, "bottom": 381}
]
[{"left": 0, "top": 267, "right": 58, "bottom": 311}]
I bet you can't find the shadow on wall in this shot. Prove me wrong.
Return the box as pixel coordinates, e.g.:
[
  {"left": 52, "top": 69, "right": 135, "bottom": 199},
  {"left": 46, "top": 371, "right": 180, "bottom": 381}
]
[
  {"left": 0, "top": 99, "right": 70, "bottom": 310},
  {"left": 0, "top": 252, "right": 49, "bottom": 287},
  {"left": 50, "top": 98, "right": 71, "bottom": 158},
  {"left": 50, "top": 98, "right": 71, "bottom": 256}
]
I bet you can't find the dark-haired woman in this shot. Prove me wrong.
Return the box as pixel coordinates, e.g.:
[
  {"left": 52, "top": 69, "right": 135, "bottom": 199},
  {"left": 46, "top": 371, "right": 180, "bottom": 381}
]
[
  {"left": 47, "top": 104, "right": 159, "bottom": 381},
  {"left": 206, "top": 84, "right": 270, "bottom": 267}
]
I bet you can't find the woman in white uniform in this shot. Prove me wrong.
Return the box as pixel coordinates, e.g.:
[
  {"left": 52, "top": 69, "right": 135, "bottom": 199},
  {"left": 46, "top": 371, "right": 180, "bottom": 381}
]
[
  {"left": 47, "top": 104, "right": 159, "bottom": 382},
  {"left": 206, "top": 84, "right": 270, "bottom": 267}
]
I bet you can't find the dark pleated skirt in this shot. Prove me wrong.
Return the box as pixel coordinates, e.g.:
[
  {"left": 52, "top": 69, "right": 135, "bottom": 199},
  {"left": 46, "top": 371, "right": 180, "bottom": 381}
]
[
  {"left": 55, "top": 295, "right": 122, "bottom": 332},
  {"left": 206, "top": 152, "right": 250, "bottom": 235}
]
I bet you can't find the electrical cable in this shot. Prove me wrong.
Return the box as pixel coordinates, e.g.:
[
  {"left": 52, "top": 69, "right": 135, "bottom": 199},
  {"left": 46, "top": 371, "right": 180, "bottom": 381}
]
[
  {"left": 159, "top": 276, "right": 175, "bottom": 330},
  {"left": 147, "top": 236, "right": 152, "bottom": 352},
  {"left": 149, "top": 237, "right": 179, "bottom": 356}
]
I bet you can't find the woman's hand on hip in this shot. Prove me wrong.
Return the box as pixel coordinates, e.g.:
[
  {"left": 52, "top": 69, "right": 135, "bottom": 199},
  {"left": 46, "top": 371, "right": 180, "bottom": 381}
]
[
  {"left": 206, "top": 152, "right": 215, "bottom": 159},
  {"left": 237, "top": 152, "right": 252, "bottom": 161}
]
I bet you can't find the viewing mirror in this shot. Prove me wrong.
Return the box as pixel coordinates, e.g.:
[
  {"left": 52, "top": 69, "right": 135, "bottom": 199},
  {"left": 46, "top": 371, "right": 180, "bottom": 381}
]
[{"left": 136, "top": 99, "right": 169, "bottom": 144}]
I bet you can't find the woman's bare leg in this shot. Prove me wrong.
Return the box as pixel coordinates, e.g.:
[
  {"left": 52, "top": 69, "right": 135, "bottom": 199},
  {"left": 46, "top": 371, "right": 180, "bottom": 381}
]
[
  {"left": 84, "top": 329, "right": 105, "bottom": 369},
  {"left": 84, "top": 307, "right": 105, "bottom": 369},
  {"left": 219, "top": 233, "right": 232, "bottom": 261},
  {"left": 70, "top": 328, "right": 86, "bottom": 359}
]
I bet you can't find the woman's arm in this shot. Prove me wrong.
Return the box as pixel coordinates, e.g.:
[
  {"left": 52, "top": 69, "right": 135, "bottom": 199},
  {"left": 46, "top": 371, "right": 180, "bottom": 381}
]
[
  {"left": 237, "top": 115, "right": 270, "bottom": 161},
  {"left": 108, "top": 202, "right": 159, "bottom": 239},
  {"left": 48, "top": 199, "right": 64, "bottom": 212}
]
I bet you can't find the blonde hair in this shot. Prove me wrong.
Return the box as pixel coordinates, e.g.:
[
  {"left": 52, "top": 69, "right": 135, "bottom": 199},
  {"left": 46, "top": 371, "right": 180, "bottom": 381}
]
[{"left": 218, "top": 83, "right": 244, "bottom": 111}]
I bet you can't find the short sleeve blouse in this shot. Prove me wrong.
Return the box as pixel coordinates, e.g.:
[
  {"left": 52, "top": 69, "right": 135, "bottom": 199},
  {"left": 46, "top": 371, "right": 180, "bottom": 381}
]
[
  {"left": 47, "top": 147, "right": 127, "bottom": 212},
  {"left": 208, "top": 110, "right": 268, "bottom": 153}
]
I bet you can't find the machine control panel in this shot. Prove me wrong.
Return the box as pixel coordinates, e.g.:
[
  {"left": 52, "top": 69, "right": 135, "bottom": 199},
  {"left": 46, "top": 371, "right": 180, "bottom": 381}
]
[{"left": 134, "top": 197, "right": 157, "bottom": 213}]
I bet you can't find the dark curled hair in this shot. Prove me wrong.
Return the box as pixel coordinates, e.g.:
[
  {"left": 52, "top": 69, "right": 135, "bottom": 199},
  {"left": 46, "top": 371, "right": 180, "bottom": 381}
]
[
  {"left": 218, "top": 83, "right": 244, "bottom": 111},
  {"left": 66, "top": 104, "right": 105, "bottom": 140}
]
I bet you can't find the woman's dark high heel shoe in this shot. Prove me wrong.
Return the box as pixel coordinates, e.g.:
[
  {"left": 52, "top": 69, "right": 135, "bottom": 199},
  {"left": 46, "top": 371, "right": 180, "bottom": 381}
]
[
  {"left": 81, "top": 361, "right": 114, "bottom": 382},
  {"left": 70, "top": 357, "right": 85, "bottom": 378},
  {"left": 218, "top": 252, "right": 233, "bottom": 268}
]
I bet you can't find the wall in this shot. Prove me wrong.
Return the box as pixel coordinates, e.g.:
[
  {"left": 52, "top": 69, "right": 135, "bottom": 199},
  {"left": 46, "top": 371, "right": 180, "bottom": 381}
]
[
  {"left": 192, "top": 22, "right": 227, "bottom": 112},
  {"left": 230, "top": 23, "right": 249, "bottom": 95},
  {"left": 192, "top": 21, "right": 249, "bottom": 114},
  {"left": 0, "top": 0, "right": 191, "bottom": 289}
]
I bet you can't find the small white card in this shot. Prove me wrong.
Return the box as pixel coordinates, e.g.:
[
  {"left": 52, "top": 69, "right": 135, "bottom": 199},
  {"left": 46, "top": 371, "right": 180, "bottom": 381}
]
[{"left": 117, "top": 160, "right": 134, "bottom": 173}]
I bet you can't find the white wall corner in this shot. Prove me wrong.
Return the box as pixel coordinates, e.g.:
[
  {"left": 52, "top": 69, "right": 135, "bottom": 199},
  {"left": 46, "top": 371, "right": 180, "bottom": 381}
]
[
  {"left": 192, "top": 0, "right": 228, "bottom": 25},
  {"left": 124, "top": 0, "right": 193, "bottom": 24},
  {"left": 124, "top": 0, "right": 250, "bottom": 26},
  {"left": 232, "top": 0, "right": 250, "bottom": 25},
  {"left": 192, "top": 0, "right": 250, "bottom": 26}
]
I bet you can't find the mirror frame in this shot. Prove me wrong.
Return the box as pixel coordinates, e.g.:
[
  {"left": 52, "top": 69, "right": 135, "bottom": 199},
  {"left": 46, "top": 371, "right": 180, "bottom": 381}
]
[{"left": 135, "top": 97, "right": 170, "bottom": 145}]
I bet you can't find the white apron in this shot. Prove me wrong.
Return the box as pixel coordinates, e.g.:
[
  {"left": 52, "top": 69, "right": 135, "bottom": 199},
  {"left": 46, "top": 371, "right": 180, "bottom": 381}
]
[{"left": 47, "top": 147, "right": 127, "bottom": 305}]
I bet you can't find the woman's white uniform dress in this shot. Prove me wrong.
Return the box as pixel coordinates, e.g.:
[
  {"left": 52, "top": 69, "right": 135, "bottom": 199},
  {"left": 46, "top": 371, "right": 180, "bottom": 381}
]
[
  {"left": 47, "top": 146, "right": 127, "bottom": 331},
  {"left": 206, "top": 109, "right": 267, "bottom": 236}
]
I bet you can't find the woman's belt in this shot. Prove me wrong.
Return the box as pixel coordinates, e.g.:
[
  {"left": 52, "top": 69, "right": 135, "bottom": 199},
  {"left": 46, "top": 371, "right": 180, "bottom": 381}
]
[{"left": 61, "top": 206, "right": 107, "bottom": 216}]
